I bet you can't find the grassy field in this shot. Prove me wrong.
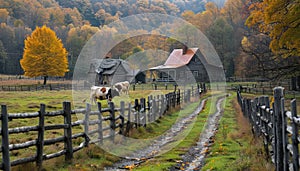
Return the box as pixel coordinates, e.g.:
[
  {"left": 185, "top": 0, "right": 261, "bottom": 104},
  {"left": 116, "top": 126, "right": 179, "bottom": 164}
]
[
  {"left": 0, "top": 90, "right": 73, "bottom": 113},
  {"left": 0, "top": 89, "right": 171, "bottom": 171},
  {"left": 0, "top": 75, "right": 72, "bottom": 86}
]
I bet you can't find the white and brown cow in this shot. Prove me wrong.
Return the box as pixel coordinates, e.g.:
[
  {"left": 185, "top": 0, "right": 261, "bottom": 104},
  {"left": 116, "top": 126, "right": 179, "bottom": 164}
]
[
  {"left": 90, "top": 86, "right": 120, "bottom": 104},
  {"left": 114, "top": 81, "right": 130, "bottom": 95}
]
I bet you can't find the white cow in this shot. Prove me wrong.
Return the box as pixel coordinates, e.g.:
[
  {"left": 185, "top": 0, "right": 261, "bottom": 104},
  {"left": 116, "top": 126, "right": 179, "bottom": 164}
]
[
  {"left": 114, "top": 81, "right": 130, "bottom": 95},
  {"left": 89, "top": 86, "right": 120, "bottom": 104}
]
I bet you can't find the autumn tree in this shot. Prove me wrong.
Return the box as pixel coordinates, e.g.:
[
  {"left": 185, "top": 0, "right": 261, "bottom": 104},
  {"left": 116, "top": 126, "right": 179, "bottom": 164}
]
[
  {"left": 20, "top": 25, "right": 68, "bottom": 85},
  {"left": 246, "top": 0, "right": 300, "bottom": 58},
  {"left": 244, "top": 0, "right": 300, "bottom": 86},
  {"left": 66, "top": 24, "right": 99, "bottom": 77},
  {"left": 0, "top": 8, "right": 9, "bottom": 23}
]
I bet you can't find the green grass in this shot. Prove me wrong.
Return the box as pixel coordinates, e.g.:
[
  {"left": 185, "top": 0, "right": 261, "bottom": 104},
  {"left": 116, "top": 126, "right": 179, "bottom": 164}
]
[
  {"left": 201, "top": 93, "right": 275, "bottom": 171},
  {"left": 1, "top": 89, "right": 172, "bottom": 171},
  {"left": 0, "top": 90, "right": 73, "bottom": 113}
]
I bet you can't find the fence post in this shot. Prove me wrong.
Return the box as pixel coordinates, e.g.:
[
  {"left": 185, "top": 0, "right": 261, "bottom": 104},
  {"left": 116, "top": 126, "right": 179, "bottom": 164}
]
[
  {"left": 262, "top": 96, "right": 270, "bottom": 157},
  {"left": 236, "top": 91, "right": 240, "bottom": 106},
  {"left": 271, "top": 102, "right": 277, "bottom": 165},
  {"left": 172, "top": 92, "right": 175, "bottom": 107},
  {"left": 134, "top": 99, "right": 139, "bottom": 127},
  {"left": 84, "top": 103, "right": 91, "bottom": 139},
  {"left": 36, "top": 104, "right": 45, "bottom": 170},
  {"left": 148, "top": 95, "right": 152, "bottom": 123},
  {"left": 1, "top": 105, "right": 11, "bottom": 171},
  {"left": 177, "top": 89, "right": 181, "bottom": 105},
  {"left": 109, "top": 102, "right": 115, "bottom": 142},
  {"left": 125, "top": 103, "right": 131, "bottom": 136},
  {"left": 156, "top": 95, "right": 160, "bottom": 118},
  {"left": 153, "top": 97, "right": 157, "bottom": 122},
  {"left": 281, "top": 98, "right": 289, "bottom": 171},
  {"left": 264, "top": 96, "right": 271, "bottom": 133},
  {"left": 168, "top": 93, "right": 172, "bottom": 109},
  {"left": 160, "top": 95, "right": 164, "bottom": 117},
  {"left": 165, "top": 93, "right": 169, "bottom": 111},
  {"left": 291, "top": 99, "right": 299, "bottom": 171},
  {"left": 119, "top": 101, "right": 125, "bottom": 135},
  {"left": 258, "top": 97, "right": 265, "bottom": 136},
  {"left": 97, "top": 102, "right": 103, "bottom": 144},
  {"left": 63, "top": 101, "right": 73, "bottom": 162},
  {"left": 140, "top": 98, "right": 146, "bottom": 127},
  {"left": 273, "top": 87, "right": 284, "bottom": 171},
  {"left": 247, "top": 99, "right": 253, "bottom": 128}
]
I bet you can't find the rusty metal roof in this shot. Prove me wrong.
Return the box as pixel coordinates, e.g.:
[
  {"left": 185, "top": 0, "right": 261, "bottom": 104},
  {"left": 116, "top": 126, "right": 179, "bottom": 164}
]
[
  {"left": 165, "top": 48, "right": 198, "bottom": 66},
  {"left": 150, "top": 48, "right": 200, "bottom": 70},
  {"left": 149, "top": 64, "right": 185, "bottom": 70}
]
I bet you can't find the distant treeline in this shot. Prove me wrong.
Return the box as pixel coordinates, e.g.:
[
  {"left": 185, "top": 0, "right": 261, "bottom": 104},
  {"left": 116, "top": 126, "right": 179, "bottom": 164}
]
[{"left": 0, "top": 0, "right": 298, "bottom": 82}]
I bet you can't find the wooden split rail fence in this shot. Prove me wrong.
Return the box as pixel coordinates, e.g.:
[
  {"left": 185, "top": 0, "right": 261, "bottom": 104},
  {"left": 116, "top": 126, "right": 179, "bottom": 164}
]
[
  {"left": 0, "top": 88, "right": 203, "bottom": 170},
  {"left": 0, "top": 83, "right": 207, "bottom": 92},
  {"left": 237, "top": 87, "right": 299, "bottom": 171}
]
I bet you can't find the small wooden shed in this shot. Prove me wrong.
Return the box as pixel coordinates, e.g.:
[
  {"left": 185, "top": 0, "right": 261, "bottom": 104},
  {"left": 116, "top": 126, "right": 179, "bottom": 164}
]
[{"left": 88, "top": 58, "right": 136, "bottom": 86}]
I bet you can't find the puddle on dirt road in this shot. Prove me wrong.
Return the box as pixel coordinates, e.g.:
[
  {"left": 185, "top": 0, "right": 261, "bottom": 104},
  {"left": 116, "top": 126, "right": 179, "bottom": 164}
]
[{"left": 104, "top": 99, "right": 207, "bottom": 170}]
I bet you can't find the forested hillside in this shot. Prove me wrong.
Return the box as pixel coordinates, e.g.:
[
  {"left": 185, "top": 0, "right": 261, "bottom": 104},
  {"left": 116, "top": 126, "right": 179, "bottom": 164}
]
[{"left": 0, "top": 0, "right": 298, "bottom": 81}]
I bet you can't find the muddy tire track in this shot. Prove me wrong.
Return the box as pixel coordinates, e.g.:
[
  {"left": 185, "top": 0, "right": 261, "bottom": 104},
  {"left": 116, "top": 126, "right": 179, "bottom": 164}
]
[{"left": 170, "top": 97, "right": 225, "bottom": 171}]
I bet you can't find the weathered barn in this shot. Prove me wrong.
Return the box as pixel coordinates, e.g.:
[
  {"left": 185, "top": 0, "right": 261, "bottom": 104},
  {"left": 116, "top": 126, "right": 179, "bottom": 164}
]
[
  {"left": 88, "top": 58, "right": 146, "bottom": 85},
  {"left": 149, "top": 47, "right": 223, "bottom": 83}
]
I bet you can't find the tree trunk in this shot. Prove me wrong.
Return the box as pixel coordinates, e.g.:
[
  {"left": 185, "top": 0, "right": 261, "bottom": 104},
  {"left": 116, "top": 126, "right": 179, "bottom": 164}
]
[{"left": 43, "top": 76, "right": 48, "bottom": 85}]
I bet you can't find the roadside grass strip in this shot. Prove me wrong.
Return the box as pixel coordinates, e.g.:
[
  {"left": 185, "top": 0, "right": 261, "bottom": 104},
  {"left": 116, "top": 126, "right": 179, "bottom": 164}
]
[{"left": 201, "top": 93, "right": 275, "bottom": 171}]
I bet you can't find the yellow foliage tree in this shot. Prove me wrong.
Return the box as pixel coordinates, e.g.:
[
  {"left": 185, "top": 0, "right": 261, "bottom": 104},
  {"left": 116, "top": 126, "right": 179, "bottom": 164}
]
[
  {"left": 20, "top": 25, "right": 68, "bottom": 85},
  {"left": 246, "top": 0, "right": 300, "bottom": 58}
]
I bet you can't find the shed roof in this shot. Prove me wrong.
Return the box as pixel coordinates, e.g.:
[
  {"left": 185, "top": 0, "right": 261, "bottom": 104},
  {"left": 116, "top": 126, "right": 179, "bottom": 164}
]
[{"left": 91, "top": 58, "right": 134, "bottom": 76}]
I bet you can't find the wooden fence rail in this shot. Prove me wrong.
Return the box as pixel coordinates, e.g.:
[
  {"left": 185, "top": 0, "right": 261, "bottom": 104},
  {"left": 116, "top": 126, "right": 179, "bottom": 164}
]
[
  {"left": 237, "top": 87, "right": 299, "bottom": 171},
  {"left": 0, "top": 88, "right": 204, "bottom": 170}
]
